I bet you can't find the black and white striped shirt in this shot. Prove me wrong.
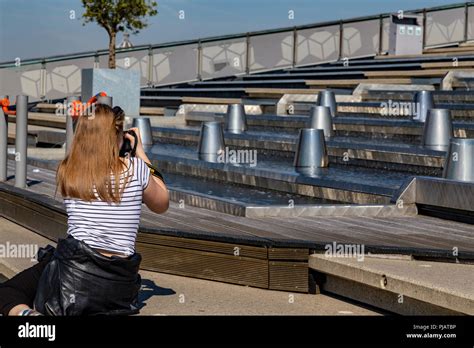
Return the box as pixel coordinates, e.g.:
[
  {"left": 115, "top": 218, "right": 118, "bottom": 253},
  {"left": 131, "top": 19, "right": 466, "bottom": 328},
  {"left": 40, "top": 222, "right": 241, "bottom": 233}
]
[{"left": 64, "top": 157, "right": 151, "bottom": 256}]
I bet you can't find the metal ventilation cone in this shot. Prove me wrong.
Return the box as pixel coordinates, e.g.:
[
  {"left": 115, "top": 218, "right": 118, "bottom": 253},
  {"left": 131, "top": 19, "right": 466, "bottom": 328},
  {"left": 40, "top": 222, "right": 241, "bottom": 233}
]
[
  {"left": 97, "top": 95, "right": 113, "bottom": 107},
  {"left": 414, "top": 90, "right": 434, "bottom": 122},
  {"left": 225, "top": 104, "right": 247, "bottom": 134},
  {"left": 198, "top": 121, "right": 225, "bottom": 163},
  {"left": 317, "top": 90, "right": 337, "bottom": 117},
  {"left": 422, "top": 108, "right": 453, "bottom": 151},
  {"left": 443, "top": 138, "right": 474, "bottom": 182},
  {"left": 294, "top": 128, "right": 329, "bottom": 175},
  {"left": 309, "top": 106, "right": 334, "bottom": 139},
  {"left": 132, "top": 117, "right": 154, "bottom": 151}
]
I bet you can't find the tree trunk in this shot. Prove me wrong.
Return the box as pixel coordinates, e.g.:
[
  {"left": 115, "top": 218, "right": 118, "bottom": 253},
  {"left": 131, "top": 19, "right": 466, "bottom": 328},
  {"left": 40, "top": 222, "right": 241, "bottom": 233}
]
[{"left": 108, "top": 32, "right": 116, "bottom": 69}]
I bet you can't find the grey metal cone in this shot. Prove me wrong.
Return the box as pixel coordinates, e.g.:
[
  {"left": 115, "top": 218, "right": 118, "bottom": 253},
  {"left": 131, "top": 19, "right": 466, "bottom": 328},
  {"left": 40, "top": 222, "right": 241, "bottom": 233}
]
[
  {"left": 294, "top": 128, "right": 329, "bottom": 175},
  {"left": 66, "top": 96, "right": 81, "bottom": 153},
  {"left": 132, "top": 117, "right": 153, "bottom": 150},
  {"left": 413, "top": 90, "right": 434, "bottom": 122},
  {"left": 443, "top": 138, "right": 474, "bottom": 182},
  {"left": 97, "top": 95, "right": 113, "bottom": 107},
  {"left": 225, "top": 104, "right": 247, "bottom": 134},
  {"left": 422, "top": 109, "right": 453, "bottom": 151},
  {"left": 198, "top": 121, "right": 225, "bottom": 163},
  {"left": 317, "top": 90, "right": 337, "bottom": 117},
  {"left": 309, "top": 106, "right": 334, "bottom": 138}
]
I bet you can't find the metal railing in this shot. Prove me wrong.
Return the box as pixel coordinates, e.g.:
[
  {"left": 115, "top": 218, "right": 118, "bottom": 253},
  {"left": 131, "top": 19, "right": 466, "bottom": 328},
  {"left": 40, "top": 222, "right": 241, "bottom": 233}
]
[{"left": 0, "top": 2, "right": 472, "bottom": 100}]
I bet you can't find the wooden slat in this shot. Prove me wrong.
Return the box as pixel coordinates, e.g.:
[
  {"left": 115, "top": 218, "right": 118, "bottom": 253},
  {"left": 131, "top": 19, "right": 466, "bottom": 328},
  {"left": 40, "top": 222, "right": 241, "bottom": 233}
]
[
  {"left": 137, "top": 242, "right": 270, "bottom": 288},
  {"left": 245, "top": 88, "right": 321, "bottom": 97},
  {"left": 137, "top": 233, "right": 268, "bottom": 259},
  {"left": 269, "top": 261, "right": 308, "bottom": 292},
  {"left": 422, "top": 61, "right": 474, "bottom": 69},
  {"left": 365, "top": 69, "right": 474, "bottom": 78},
  {"left": 423, "top": 46, "right": 474, "bottom": 54},
  {"left": 305, "top": 78, "right": 413, "bottom": 87},
  {"left": 181, "top": 97, "right": 242, "bottom": 104}
]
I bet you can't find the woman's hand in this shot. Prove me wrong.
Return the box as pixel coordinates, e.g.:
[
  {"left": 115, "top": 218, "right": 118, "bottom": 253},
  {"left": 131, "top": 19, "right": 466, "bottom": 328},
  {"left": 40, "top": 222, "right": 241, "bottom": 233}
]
[{"left": 124, "top": 127, "right": 147, "bottom": 159}]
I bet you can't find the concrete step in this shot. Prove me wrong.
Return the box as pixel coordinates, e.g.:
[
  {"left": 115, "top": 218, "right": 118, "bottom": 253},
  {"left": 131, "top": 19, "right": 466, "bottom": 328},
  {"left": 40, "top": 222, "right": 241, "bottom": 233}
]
[
  {"left": 152, "top": 126, "right": 445, "bottom": 175},
  {"left": 309, "top": 254, "right": 474, "bottom": 315},
  {"left": 8, "top": 112, "right": 65, "bottom": 129},
  {"left": 7, "top": 123, "right": 65, "bottom": 146}
]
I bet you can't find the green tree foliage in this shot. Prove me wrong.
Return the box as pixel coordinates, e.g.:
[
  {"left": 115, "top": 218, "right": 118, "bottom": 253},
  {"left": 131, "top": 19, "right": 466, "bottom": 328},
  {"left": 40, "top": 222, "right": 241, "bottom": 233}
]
[{"left": 82, "top": 0, "right": 157, "bottom": 68}]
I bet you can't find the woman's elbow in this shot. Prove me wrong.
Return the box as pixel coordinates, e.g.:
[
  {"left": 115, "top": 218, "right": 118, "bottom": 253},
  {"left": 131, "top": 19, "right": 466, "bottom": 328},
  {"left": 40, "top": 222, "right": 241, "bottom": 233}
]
[
  {"left": 157, "top": 197, "right": 169, "bottom": 214},
  {"left": 154, "top": 190, "right": 170, "bottom": 214}
]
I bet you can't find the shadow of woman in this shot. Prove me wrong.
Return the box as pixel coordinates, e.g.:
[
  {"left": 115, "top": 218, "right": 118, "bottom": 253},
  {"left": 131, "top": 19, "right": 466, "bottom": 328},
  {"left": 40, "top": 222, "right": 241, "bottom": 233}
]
[{"left": 138, "top": 278, "right": 176, "bottom": 309}]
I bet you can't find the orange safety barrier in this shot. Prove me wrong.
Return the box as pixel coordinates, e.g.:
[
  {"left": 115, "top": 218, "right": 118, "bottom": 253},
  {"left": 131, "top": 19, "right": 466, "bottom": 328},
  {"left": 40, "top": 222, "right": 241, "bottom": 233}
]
[
  {"left": 1, "top": 97, "right": 15, "bottom": 115},
  {"left": 69, "top": 91, "right": 107, "bottom": 119}
]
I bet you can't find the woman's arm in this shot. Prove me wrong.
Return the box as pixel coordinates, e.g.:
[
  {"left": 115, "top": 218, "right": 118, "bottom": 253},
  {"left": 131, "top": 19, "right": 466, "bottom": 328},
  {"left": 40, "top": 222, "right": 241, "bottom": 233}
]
[{"left": 125, "top": 128, "right": 170, "bottom": 214}]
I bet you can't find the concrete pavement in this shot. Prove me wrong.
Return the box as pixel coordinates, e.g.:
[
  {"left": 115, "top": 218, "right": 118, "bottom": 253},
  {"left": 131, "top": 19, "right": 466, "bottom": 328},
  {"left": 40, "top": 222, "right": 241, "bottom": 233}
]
[{"left": 0, "top": 218, "right": 380, "bottom": 315}]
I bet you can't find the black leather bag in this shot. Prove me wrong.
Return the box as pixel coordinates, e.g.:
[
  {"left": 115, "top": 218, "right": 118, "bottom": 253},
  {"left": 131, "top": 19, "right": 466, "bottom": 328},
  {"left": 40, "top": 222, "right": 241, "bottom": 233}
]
[{"left": 34, "top": 236, "right": 142, "bottom": 316}]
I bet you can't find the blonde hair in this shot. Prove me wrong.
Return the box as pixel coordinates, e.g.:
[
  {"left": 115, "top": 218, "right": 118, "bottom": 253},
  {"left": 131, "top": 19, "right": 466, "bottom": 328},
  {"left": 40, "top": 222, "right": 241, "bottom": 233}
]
[{"left": 56, "top": 104, "right": 130, "bottom": 203}]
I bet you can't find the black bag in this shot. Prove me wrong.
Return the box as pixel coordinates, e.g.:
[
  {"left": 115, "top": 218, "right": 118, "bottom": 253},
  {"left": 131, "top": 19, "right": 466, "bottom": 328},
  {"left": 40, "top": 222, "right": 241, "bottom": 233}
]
[{"left": 34, "top": 236, "right": 142, "bottom": 316}]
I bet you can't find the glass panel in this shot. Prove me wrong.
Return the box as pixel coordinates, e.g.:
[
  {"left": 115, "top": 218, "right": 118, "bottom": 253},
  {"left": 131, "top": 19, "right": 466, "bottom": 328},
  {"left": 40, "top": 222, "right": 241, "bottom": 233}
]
[
  {"left": 425, "top": 8, "right": 465, "bottom": 46},
  {"left": 249, "top": 31, "right": 294, "bottom": 72},
  {"left": 296, "top": 25, "right": 340, "bottom": 67},
  {"left": 0, "top": 63, "right": 44, "bottom": 100},
  {"left": 342, "top": 19, "right": 380, "bottom": 58},
  {"left": 44, "top": 57, "right": 95, "bottom": 99},
  {"left": 201, "top": 38, "right": 246, "bottom": 79},
  {"left": 151, "top": 44, "right": 198, "bottom": 86}
]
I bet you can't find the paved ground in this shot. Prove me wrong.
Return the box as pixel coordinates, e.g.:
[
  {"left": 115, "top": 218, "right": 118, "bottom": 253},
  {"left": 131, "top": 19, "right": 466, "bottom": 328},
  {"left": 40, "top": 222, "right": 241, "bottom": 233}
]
[{"left": 0, "top": 218, "right": 380, "bottom": 315}]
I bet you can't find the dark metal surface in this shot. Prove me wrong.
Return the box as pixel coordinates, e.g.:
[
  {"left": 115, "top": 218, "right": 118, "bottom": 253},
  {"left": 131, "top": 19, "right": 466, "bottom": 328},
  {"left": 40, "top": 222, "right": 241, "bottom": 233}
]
[
  {"left": 294, "top": 129, "right": 329, "bottom": 175},
  {"left": 443, "top": 138, "right": 474, "bottom": 182},
  {"left": 422, "top": 109, "right": 453, "bottom": 151},
  {"left": 309, "top": 106, "right": 334, "bottom": 138},
  {"left": 225, "top": 104, "right": 247, "bottom": 134},
  {"left": 317, "top": 90, "right": 337, "bottom": 117},
  {"left": 414, "top": 90, "right": 435, "bottom": 122},
  {"left": 197, "top": 121, "right": 225, "bottom": 162}
]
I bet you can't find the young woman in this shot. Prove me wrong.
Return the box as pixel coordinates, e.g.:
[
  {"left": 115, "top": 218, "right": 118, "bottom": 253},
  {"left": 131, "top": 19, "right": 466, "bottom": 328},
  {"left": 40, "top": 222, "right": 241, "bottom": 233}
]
[{"left": 0, "top": 104, "right": 169, "bottom": 316}]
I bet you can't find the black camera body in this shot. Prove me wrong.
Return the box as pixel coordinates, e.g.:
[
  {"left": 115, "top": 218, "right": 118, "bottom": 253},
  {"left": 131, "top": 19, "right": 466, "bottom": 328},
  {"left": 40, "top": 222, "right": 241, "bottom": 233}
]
[{"left": 119, "top": 130, "right": 138, "bottom": 157}]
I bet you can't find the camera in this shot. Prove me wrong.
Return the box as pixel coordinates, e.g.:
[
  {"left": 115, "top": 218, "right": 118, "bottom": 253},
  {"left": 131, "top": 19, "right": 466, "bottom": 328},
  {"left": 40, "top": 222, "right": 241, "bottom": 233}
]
[{"left": 119, "top": 129, "right": 138, "bottom": 158}]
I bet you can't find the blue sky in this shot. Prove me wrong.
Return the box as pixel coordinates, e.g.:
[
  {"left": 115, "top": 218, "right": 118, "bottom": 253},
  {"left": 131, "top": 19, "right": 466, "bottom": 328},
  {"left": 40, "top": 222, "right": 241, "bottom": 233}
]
[{"left": 0, "top": 0, "right": 466, "bottom": 62}]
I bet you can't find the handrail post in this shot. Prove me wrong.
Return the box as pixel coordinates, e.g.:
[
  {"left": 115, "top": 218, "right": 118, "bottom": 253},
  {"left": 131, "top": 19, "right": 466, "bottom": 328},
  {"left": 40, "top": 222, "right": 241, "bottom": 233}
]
[
  {"left": 464, "top": 2, "right": 469, "bottom": 43},
  {"left": 338, "top": 20, "right": 344, "bottom": 61},
  {"left": 292, "top": 27, "right": 298, "bottom": 68},
  {"left": 40, "top": 60, "right": 47, "bottom": 101},
  {"left": 15, "top": 95, "right": 28, "bottom": 188},
  {"left": 378, "top": 14, "right": 384, "bottom": 55},
  {"left": 147, "top": 45, "right": 153, "bottom": 87},
  {"left": 66, "top": 96, "right": 80, "bottom": 155},
  {"left": 245, "top": 33, "right": 251, "bottom": 75},
  {"left": 0, "top": 96, "right": 7, "bottom": 182},
  {"left": 197, "top": 40, "right": 203, "bottom": 81},
  {"left": 422, "top": 8, "right": 427, "bottom": 49}
]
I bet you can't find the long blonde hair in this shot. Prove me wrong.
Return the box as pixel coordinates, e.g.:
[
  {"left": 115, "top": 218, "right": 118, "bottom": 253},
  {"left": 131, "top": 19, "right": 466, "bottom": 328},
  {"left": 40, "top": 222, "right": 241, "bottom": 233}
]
[{"left": 56, "top": 104, "right": 130, "bottom": 203}]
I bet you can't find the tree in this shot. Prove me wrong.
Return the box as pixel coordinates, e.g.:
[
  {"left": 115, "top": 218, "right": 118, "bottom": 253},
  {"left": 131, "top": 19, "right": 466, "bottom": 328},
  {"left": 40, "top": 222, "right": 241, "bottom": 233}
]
[{"left": 82, "top": 0, "right": 157, "bottom": 69}]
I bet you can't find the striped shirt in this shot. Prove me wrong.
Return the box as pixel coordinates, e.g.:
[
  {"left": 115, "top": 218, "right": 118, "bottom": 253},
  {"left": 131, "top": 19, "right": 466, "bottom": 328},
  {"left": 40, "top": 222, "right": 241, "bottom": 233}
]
[{"left": 64, "top": 157, "right": 151, "bottom": 256}]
